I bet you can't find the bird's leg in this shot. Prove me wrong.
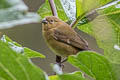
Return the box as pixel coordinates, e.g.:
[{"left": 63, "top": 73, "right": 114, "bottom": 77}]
[
  {"left": 59, "top": 57, "right": 68, "bottom": 70},
  {"left": 54, "top": 55, "right": 62, "bottom": 75},
  {"left": 56, "top": 55, "right": 64, "bottom": 70},
  {"left": 60, "top": 57, "right": 68, "bottom": 64},
  {"left": 56, "top": 56, "right": 68, "bottom": 69},
  {"left": 54, "top": 56, "right": 67, "bottom": 75},
  {"left": 56, "top": 55, "right": 61, "bottom": 63}
]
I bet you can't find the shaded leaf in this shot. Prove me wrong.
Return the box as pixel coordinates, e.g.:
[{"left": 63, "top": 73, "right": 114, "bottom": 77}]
[
  {"left": 78, "top": 0, "right": 112, "bottom": 13},
  {"left": 1, "top": 35, "right": 45, "bottom": 58},
  {"left": 78, "top": 1, "right": 120, "bottom": 63},
  {"left": 0, "top": 41, "right": 46, "bottom": 80},
  {"left": 49, "top": 71, "right": 87, "bottom": 80},
  {"left": 75, "top": 0, "right": 113, "bottom": 27},
  {"left": 24, "top": 47, "right": 45, "bottom": 58},
  {"left": 37, "top": 0, "right": 68, "bottom": 21},
  {"left": 112, "top": 63, "right": 120, "bottom": 80},
  {"left": 0, "top": 0, "right": 12, "bottom": 8},
  {"left": 0, "top": 0, "right": 40, "bottom": 29},
  {"left": 1, "top": 35, "right": 21, "bottom": 47},
  {"left": 68, "top": 51, "right": 116, "bottom": 80},
  {"left": 59, "top": 0, "right": 112, "bottom": 23},
  {"left": 58, "top": 71, "right": 87, "bottom": 80}
]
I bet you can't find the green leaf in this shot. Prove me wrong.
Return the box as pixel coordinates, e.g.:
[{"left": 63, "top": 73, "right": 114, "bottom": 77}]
[
  {"left": 49, "top": 75, "right": 59, "bottom": 80},
  {"left": 82, "top": 0, "right": 112, "bottom": 12},
  {"left": 58, "top": 0, "right": 113, "bottom": 28},
  {"left": 74, "top": 0, "right": 113, "bottom": 27},
  {"left": 78, "top": 1, "right": 120, "bottom": 63},
  {"left": 24, "top": 47, "right": 45, "bottom": 58},
  {"left": 0, "top": 77, "right": 6, "bottom": 80},
  {"left": 60, "top": 0, "right": 112, "bottom": 21},
  {"left": 58, "top": 71, "right": 87, "bottom": 80},
  {"left": 49, "top": 71, "right": 87, "bottom": 80},
  {"left": 112, "top": 63, "right": 120, "bottom": 80},
  {"left": 68, "top": 51, "right": 116, "bottom": 80},
  {"left": 1, "top": 35, "right": 22, "bottom": 47},
  {"left": 37, "top": 0, "right": 68, "bottom": 21},
  {"left": 0, "top": 41, "right": 47, "bottom": 80},
  {"left": 76, "top": 0, "right": 112, "bottom": 17},
  {"left": 0, "top": 0, "right": 41, "bottom": 29},
  {"left": 0, "top": 0, "right": 11, "bottom": 8},
  {"left": 1, "top": 35, "right": 45, "bottom": 58},
  {"left": 76, "top": 0, "right": 84, "bottom": 18}
]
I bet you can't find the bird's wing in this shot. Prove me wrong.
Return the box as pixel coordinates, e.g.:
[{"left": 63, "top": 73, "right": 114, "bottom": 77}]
[{"left": 53, "top": 26, "right": 89, "bottom": 50}]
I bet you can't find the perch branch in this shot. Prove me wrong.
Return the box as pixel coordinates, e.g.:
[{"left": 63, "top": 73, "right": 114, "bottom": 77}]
[
  {"left": 48, "top": 0, "right": 58, "bottom": 16},
  {"left": 48, "top": 0, "right": 63, "bottom": 72}
]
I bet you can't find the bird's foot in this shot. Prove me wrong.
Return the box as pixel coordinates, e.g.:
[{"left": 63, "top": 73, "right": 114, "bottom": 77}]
[{"left": 60, "top": 57, "right": 68, "bottom": 64}]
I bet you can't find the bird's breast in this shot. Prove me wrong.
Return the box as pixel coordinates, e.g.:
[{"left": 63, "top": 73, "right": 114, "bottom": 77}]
[{"left": 43, "top": 30, "right": 79, "bottom": 57}]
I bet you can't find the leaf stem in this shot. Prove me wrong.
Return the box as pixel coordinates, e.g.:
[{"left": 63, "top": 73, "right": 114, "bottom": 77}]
[
  {"left": 70, "top": 0, "right": 119, "bottom": 28},
  {"left": 70, "top": 13, "right": 86, "bottom": 28},
  {"left": 48, "top": 0, "right": 58, "bottom": 16}
]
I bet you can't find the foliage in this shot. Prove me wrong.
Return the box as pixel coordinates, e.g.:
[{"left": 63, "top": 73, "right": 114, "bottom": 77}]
[
  {"left": 0, "top": 41, "right": 47, "bottom": 80},
  {"left": 49, "top": 71, "right": 87, "bottom": 80},
  {"left": 37, "top": 0, "right": 68, "bottom": 21},
  {"left": 38, "top": 0, "right": 120, "bottom": 63},
  {"left": 68, "top": 51, "right": 116, "bottom": 80},
  {"left": 0, "top": 0, "right": 40, "bottom": 29},
  {"left": 78, "top": 0, "right": 120, "bottom": 63},
  {"left": 1, "top": 35, "right": 45, "bottom": 58},
  {"left": 0, "top": 0, "right": 120, "bottom": 80}
]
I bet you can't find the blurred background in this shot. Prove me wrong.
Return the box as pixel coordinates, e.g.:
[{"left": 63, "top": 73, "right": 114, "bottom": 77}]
[{"left": 0, "top": 0, "right": 103, "bottom": 75}]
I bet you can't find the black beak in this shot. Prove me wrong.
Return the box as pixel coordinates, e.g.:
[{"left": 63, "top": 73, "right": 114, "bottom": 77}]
[{"left": 42, "top": 18, "right": 48, "bottom": 24}]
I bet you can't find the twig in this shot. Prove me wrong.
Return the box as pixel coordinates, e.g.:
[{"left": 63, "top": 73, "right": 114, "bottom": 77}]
[
  {"left": 70, "top": 13, "right": 86, "bottom": 28},
  {"left": 48, "top": 0, "right": 58, "bottom": 16},
  {"left": 70, "top": 0, "right": 119, "bottom": 28},
  {"left": 48, "top": 0, "right": 63, "bottom": 73},
  {"left": 70, "top": 10, "right": 99, "bottom": 28}
]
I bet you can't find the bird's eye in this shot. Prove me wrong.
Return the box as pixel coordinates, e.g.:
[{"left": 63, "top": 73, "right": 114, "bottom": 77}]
[{"left": 50, "top": 20, "right": 54, "bottom": 22}]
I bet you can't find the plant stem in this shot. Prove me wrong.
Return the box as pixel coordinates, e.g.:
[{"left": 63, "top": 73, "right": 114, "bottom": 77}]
[
  {"left": 70, "top": 0, "right": 118, "bottom": 28},
  {"left": 48, "top": 0, "right": 63, "bottom": 72},
  {"left": 70, "top": 13, "right": 86, "bottom": 28},
  {"left": 48, "top": 0, "right": 58, "bottom": 16}
]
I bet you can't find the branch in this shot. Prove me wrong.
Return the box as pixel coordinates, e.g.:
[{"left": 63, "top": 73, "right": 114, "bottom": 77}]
[
  {"left": 70, "top": 10, "right": 99, "bottom": 28},
  {"left": 48, "top": 0, "right": 63, "bottom": 72},
  {"left": 70, "top": 13, "right": 86, "bottom": 28},
  {"left": 70, "top": 0, "right": 118, "bottom": 28},
  {"left": 48, "top": 0, "right": 58, "bottom": 16}
]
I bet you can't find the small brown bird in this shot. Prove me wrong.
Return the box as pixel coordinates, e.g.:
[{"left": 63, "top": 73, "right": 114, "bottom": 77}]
[{"left": 42, "top": 16, "right": 89, "bottom": 58}]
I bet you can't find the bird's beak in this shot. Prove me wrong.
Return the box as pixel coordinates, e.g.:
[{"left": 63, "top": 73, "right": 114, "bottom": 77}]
[{"left": 42, "top": 18, "right": 48, "bottom": 24}]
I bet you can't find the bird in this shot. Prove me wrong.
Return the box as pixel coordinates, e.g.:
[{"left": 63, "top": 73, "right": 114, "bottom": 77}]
[{"left": 42, "top": 16, "right": 89, "bottom": 62}]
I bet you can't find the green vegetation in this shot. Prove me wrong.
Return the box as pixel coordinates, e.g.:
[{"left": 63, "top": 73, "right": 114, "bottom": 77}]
[{"left": 0, "top": 0, "right": 120, "bottom": 80}]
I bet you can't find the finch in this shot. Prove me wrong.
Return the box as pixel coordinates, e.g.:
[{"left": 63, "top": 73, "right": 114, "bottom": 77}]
[{"left": 42, "top": 16, "right": 89, "bottom": 57}]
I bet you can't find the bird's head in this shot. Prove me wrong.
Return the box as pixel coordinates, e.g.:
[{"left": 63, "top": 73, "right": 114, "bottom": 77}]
[{"left": 42, "top": 16, "right": 63, "bottom": 31}]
